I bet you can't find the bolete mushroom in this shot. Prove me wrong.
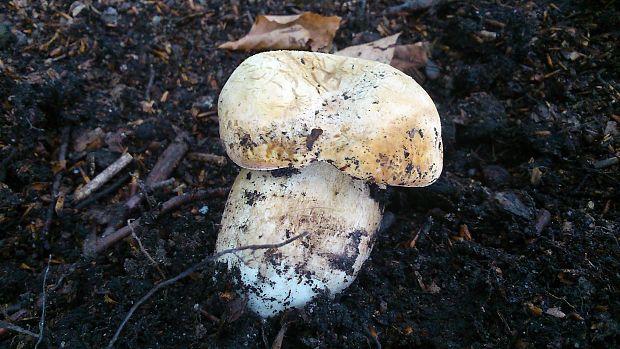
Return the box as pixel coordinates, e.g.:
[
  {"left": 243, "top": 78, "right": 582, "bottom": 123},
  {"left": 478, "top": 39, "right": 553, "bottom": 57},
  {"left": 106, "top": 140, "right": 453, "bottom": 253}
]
[{"left": 215, "top": 50, "right": 442, "bottom": 317}]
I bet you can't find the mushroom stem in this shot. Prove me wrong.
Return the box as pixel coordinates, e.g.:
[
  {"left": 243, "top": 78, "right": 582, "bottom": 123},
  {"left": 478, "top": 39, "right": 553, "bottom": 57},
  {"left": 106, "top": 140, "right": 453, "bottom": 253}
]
[{"left": 216, "top": 162, "right": 383, "bottom": 317}]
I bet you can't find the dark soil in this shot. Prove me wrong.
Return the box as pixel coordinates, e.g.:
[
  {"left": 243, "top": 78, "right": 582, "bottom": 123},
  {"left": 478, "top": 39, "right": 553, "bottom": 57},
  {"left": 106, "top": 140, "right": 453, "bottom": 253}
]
[{"left": 1, "top": 0, "right": 619, "bottom": 348}]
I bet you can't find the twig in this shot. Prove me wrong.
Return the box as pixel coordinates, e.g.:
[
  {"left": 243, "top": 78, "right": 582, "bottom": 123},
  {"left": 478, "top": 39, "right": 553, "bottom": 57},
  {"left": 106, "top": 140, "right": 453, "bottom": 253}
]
[
  {"left": 385, "top": 0, "right": 442, "bottom": 14},
  {"left": 186, "top": 152, "right": 227, "bottom": 166},
  {"left": 145, "top": 64, "right": 155, "bottom": 100},
  {"left": 106, "top": 231, "right": 310, "bottom": 349},
  {"left": 85, "top": 188, "right": 228, "bottom": 256},
  {"left": 101, "top": 132, "right": 189, "bottom": 236},
  {"left": 73, "top": 153, "right": 134, "bottom": 202},
  {"left": 41, "top": 126, "right": 71, "bottom": 247},
  {"left": 73, "top": 173, "right": 132, "bottom": 209},
  {"left": 150, "top": 177, "right": 175, "bottom": 190},
  {"left": 128, "top": 219, "right": 166, "bottom": 279},
  {"left": 0, "top": 320, "right": 39, "bottom": 338},
  {"left": 271, "top": 321, "right": 292, "bottom": 349},
  {"left": 35, "top": 254, "right": 52, "bottom": 349},
  {"left": 409, "top": 217, "right": 433, "bottom": 248},
  {"left": 146, "top": 132, "right": 190, "bottom": 187}
]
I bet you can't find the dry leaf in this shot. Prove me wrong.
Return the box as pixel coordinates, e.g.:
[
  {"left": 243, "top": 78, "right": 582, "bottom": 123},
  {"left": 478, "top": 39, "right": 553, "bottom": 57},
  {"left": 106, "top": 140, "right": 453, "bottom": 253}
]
[
  {"left": 527, "top": 303, "right": 543, "bottom": 316},
  {"left": 458, "top": 224, "right": 472, "bottom": 240},
  {"left": 70, "top": 1, "right": 88, "bottom": 17},
  {"left": 545, "top": 307, "right": 566, "bottom": 318},
  {"left": 104, "top": 294, "right": 118, "bottom": 304},
  {"left": 531, "top": 166, "right": 543, "bottom": 185},
  {"left": 219, "top": 12, "right": 341, "bottom": 52},
  {"left": 141, "top": 100, "right": 156, "bottom": 114},
  {"left": 334, "top": 35, "right": 432, "bottom": 79},
  {"left": 335, "top": 33, "right": 401, "bottom": 64},
  {"left": 74, "top": 127, "right": 105, "bottom": 152},
  {"left": 19, "top": 263, "right": 35, "bottom": 271},
  {"left": 54, "top": 193, "right": 65, "bottom": 215},
  {"left": 391, "top": 42, "right": 430, "bottom": 73}
]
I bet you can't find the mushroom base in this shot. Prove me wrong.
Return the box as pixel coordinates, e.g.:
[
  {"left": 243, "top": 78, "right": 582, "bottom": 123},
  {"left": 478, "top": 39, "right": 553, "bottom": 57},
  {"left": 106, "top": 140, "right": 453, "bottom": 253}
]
[{"left": 215, "top": 162, "right": 383, "bottom": 317}]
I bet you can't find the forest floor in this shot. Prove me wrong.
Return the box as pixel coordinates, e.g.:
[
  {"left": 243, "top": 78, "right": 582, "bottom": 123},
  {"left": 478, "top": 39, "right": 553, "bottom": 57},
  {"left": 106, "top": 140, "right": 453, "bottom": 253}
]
[{"left": 1, "top": 0, "right": 619, "bottom": 348}]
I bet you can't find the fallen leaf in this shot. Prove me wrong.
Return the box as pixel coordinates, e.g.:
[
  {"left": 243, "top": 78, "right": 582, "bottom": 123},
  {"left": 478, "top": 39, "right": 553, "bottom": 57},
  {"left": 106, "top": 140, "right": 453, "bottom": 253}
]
[
  {"left": 391, "top": 42, "right": 430, "bottom": 73},
  {"left": 335, "top": 33, "right": 401, "bottom": 64},
  {"left": 545, "top": 307, "right": 566, "bottom": 318},
  {"left": 334, "top": 35, "right": 432, "bottom": 78},
  {"left": 531, "top": 166, "right": 543, "bottom": 185},
  {"left": 54, "top": 193, "right": 65, "bottom": 215},
  {"left": 219, "top": 12, "right": 341, "bottom": 52},
  {"left": 73, "top": 127, "right": 105, "bottom": 152},
  {"left": 19, "top": 262, "right": 35, "bottom": 272},
  {"left": 527, "top": 302, "right": 543, "bottom": 316},
  {"left": 70, "top": 1, "right": 87, "bottom": 17},
  {"left": 561, "top": 50, "right": 582, "bottom": 61},
  {"left": 569, "top": 312, "right": 584, "bottom": 321},
  {"left": 141, "top": 100, "right": 156, "bottom": 114},
  {"left": 459, "top": 224, "right": 472, "bottom": 240}
]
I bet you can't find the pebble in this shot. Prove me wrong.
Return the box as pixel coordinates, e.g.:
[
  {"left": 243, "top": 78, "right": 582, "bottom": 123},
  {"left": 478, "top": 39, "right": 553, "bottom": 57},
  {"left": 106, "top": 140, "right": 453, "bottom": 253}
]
[
  {"left": 101, "top": 7, "right": 119, "bottom": 27},
  {"left": 493, "top": 191, "right": 533, "bottom": 220},
  {"left": 425, "top": 60, "right": 441, "bottom": 80},
  {"left": 482, "top": 165, "right": 511, "bottom": 188}
]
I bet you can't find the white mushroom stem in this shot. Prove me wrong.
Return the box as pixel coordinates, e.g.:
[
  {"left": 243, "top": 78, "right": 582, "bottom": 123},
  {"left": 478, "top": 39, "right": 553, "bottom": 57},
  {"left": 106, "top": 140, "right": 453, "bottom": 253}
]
[{"left": 215, "top": 162, "right": 383, "bottom": 317}]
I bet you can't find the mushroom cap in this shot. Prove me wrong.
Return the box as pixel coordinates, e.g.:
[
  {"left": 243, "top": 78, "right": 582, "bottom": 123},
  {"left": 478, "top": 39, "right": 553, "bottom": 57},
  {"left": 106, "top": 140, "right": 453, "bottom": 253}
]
[
  {"left": 215, "top": 161, "right": 382, "bottom": 317},
  {"left": 218, "top": 50, "right": 443, "bottom": 187}
]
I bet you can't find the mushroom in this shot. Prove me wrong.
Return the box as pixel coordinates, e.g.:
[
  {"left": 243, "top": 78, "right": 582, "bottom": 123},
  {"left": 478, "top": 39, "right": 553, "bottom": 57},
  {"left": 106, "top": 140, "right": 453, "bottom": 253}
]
[{"left": 215, "top": 50, "right": 442, "bottom": 317}]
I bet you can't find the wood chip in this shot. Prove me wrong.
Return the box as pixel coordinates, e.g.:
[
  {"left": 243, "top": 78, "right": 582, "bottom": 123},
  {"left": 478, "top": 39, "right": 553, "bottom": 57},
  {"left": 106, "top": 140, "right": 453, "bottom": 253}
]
[{"left": 73, "top": 153, "right": 133, "bottom": 202}]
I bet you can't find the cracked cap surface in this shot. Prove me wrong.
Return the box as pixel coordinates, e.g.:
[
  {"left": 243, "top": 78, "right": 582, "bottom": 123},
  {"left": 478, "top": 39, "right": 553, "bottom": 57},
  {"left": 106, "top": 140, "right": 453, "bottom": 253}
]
[{"left": 218, "top": 50, "right": 443, "bottom": 187}]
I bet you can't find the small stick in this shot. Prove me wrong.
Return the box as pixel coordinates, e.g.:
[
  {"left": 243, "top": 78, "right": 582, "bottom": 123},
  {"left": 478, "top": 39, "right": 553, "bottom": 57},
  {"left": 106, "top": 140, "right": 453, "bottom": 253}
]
[
  {"left": 106, "top": 231, "right": 310, "bottom": 349},
  {"left": 271, "top": 321, "right": 292, "bottom": 349},
  {"left": 85, "top": 188, "right": 228, "bottom": 256},
  {"left": 146, "top": 132, "right": 189, "bottom": 187},
  {"left": 73, "top": 153, "right": 134, "bottom": 202},
  {"left": 409, "top": 217, "right": 433, "bottom": 248},
  {"left": 73, "top": 173, "right": 132, "bottom": 209},
  {"left": 145, "top": 64, "right": 155, "bottom": 100},
  {"left": 35, "top": 254, "right": 52, "bottom": 349},
  {"left": 128, "top": 219, "right": 166, "bottom": 279},
  {"left": 41, "top": 127, "right": 71, "bottom": 246},
  {"left": 0, "top": 320, "right": 39, "bottom": 338},
  {"left": 150, "top": 177, "right": 175, "bottom": 190},
  {"left": 187, "top": 152, "right": 227, "bottom": 166},
  {"left": 95, "top": 178, "right": 173, "bottom": 223},
  {"left": 101, "top": 133, "right": 189, "bottom": 237}
]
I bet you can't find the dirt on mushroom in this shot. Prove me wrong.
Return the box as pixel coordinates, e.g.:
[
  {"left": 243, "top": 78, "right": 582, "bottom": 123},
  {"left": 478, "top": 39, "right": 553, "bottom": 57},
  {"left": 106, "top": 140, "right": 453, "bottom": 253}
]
[{"left": 1, "top": 1, "right": 619, "bottom": 348}]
